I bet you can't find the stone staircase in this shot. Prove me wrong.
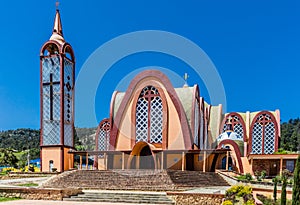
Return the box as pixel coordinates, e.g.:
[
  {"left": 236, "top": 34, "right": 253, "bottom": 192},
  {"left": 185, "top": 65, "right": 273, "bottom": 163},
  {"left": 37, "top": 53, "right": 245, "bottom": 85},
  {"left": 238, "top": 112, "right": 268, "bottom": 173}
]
[
  {"left": 41, "top": 169, "right": 229, "bottom": 191},
  {"left": 63, "top": 190, "right": 175, "bottom": 204}
]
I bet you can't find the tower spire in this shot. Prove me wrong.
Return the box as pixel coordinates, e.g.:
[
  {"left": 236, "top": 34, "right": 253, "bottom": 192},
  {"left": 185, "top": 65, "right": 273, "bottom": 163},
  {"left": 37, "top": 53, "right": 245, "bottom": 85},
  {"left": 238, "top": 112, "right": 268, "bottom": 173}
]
[{"left": 50, "top": 1, "right": 65, "bottom": 44}]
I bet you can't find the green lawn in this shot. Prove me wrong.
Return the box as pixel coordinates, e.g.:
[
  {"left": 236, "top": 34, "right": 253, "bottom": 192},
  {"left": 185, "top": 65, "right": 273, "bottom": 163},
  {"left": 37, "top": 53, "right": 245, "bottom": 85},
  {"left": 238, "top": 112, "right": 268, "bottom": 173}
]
[
  {"left": 0, "top": 197, "right": 21, "bottom": 202},
  {"left": 16, "top": 183, "right": 39, "bottom": 187}
]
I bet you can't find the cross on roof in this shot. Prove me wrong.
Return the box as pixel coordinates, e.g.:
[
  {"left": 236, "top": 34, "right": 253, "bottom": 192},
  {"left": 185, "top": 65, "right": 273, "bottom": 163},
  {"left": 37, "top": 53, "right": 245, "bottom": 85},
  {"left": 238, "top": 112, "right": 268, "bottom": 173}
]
[
  {"left": 56, "top": 0, "right": 60, "bottom": 10},
  {"left": 183, "top": 73, "right": 189, "bottom": 86}
]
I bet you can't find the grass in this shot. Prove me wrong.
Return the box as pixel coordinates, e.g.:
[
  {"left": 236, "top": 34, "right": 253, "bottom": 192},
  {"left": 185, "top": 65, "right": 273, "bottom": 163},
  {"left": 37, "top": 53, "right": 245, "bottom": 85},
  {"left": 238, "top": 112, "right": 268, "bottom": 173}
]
[
  {"left": 0, "top": 197, "right": 21, "bottom": 202},
  {"left": 16, "top": 183, "right": 39, "bottom": 187}
]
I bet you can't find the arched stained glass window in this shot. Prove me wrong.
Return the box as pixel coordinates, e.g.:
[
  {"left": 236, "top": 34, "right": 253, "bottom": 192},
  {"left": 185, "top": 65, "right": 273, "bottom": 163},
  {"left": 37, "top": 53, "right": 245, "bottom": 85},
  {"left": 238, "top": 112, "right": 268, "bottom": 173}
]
[
  {"left": 251, "top": 113, "right": 276, "bottom": 154},
  {"left": 199, "top": 109, "right": 204, "bottom": 149},
  {"left": 193, "top": 99, "right": 200, "bottom": 147},
  {"left": 96, "top": 119, "right": 110, "bottom": 151},
  {"left": 222, "top": 114, "right": 245, "bottom": 140},
  {"left": 135, "top": 86, "right": 163, "bottom": 143}
]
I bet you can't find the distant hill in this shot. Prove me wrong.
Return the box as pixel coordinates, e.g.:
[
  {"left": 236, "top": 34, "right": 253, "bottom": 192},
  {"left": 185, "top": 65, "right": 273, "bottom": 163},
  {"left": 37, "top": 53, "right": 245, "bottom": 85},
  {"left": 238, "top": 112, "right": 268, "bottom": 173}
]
[
  {"left": 0, "top": 129, "right": 40, "bottom": 151},
  {"left": 0, "top": 127, "right": 97, "bottom": 152},
  {"left": 75, "top": 127, "right": 97, "bottom": 150}
]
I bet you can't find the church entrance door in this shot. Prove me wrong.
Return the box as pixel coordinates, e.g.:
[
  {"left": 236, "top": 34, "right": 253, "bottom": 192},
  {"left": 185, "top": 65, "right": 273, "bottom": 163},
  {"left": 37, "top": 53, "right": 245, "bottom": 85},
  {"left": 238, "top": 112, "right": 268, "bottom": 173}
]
[
  {"left": 139, "top": 145, "right": 155, "bottom": 169},
  {"left": 128, "top": 142, "right": 156, "bottom": 169},
  {"left": 186, "top": 154, "right": 194, "bottom": 170}
]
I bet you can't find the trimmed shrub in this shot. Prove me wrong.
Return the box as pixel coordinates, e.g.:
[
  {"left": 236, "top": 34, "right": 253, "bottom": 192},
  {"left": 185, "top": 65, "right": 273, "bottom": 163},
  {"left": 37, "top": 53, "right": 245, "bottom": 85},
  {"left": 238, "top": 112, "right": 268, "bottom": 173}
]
[{"left": 292, "top": 155, "right": 300, "bottom": 205}]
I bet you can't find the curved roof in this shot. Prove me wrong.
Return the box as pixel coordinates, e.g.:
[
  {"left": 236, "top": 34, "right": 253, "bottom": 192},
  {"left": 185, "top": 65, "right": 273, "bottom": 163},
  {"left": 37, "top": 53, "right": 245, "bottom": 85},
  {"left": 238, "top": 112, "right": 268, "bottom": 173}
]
[{"left": 174, "top": 87, "right": 194, "bottom": 127}]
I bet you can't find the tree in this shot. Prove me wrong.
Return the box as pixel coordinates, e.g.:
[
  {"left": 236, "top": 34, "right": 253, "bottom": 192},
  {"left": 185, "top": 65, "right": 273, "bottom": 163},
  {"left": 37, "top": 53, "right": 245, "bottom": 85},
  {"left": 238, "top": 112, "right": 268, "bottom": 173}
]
[
  {"left": 261, "top": 170, "right": 267, "bottom": 181},
  {"left": 0, "top": 148, "right": 19, "bottom": 168},
  {"left": 0, "top": 129, "right": 40, "bottom": 151},
  {"left": 273, "top": 176, "right": 278, "bottom": 202},
  {"left": 280, "top": 119, "right": 300, "bottom": 152},
  {"left": 281, "top": 169, "right": 289, "bottom": 205},
  {"left": 292, "top": 155, "right": 300, "bottom": 205}
]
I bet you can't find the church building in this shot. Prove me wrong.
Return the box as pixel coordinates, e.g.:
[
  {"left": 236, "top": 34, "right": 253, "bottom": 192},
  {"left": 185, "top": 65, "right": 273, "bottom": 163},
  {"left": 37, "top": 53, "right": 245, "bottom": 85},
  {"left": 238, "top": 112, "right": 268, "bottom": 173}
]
[
  {"left": 93, "top": 70, "right": 281, "bottom": 175},
  {"left": 40, "top": 8, "right": 298, "bottom": 176}
]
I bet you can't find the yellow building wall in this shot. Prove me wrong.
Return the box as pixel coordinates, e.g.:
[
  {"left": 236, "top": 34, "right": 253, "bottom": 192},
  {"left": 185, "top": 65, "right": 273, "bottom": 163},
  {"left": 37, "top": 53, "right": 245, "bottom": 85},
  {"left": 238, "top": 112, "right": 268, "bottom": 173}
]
[
  {"left": 42, "top": 147, "right": 74, "bottom": 172},
  {"left": 98, "top": 158, "right": 106, "bottom": 170},
  {"left": 165, "top": 94, "right": 185, "bottom": 150},
  {"left": 193, "top": 154, "right": 204, "bottom": 171},
  {"left": 113, "top": 154, "right": 122, "bottom": 169},
  {"left": 63, "top": 147, "right": 74, "bottom": 171},
  {"left": 41, "top": 147, "right": 62, "bottom": 172},
  {"left": 166, "top": 154, "right": 182, "bottom": 170},
  {"left": 205, "top": 153, "right": 215, "bottom": 172},
  {"left": 115, "top": 100, "right": 134, "bottom": 150}
]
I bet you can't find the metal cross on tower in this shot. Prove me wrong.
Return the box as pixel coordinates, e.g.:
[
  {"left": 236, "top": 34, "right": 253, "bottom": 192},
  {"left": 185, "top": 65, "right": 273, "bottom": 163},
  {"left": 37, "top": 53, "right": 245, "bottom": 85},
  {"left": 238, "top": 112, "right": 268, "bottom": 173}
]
[{"left": 42, "top": 73, "right": 60, "bottom": 120}]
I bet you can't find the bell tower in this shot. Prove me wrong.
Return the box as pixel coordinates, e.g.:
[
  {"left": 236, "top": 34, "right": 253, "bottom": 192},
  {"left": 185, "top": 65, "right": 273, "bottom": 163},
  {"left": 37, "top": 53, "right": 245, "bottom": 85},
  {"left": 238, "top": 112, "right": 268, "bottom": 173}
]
[{"left": 40, "top": 7, "right": 75, "bottom": 172}]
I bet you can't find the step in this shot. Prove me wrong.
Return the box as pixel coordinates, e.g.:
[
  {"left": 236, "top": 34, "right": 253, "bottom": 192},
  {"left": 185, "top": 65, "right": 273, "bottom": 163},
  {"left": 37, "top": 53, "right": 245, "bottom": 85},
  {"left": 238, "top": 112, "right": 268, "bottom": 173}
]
[
  {"left": 43, "top": 170, "right": 229, "bottom": 191},
  {"left": 63, "top": 191, "right": 175, "bottom": 204}
]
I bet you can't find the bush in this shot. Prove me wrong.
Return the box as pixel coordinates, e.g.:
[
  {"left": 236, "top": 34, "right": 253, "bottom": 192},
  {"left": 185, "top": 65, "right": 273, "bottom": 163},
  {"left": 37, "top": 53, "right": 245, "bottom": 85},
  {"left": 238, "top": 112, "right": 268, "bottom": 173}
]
[
  {"left": 254, "top": 170, "right": 261, "bottom": 181},
  {"left": 1, "top": 167, "right": 18, "bottom": 174},
  {"left": 237, "top": 186, "right": 252, "bottom": 197},
  {"left": 225, "top": 185, "right": 254, "bottom": 204},
  {"left": 245, "top": 173, "right": 253, "bottom": 181},
  {"left": 222, "top": 200, "right": 233, "bottom": 205},
  {"left": 257, "top": 194, "right": 275, "bottom": 205},
  {"left": 261, "top": 170, "right": 267, "bottom": 181},
  {"left": 288, "top": 178, "right": 293, "bottom": 185},
  {"left": 243, "top": 200, "right": 255, "bottom": 205},
  {"left": 236, "top": 173, "right": 253, "bottom": 181}
]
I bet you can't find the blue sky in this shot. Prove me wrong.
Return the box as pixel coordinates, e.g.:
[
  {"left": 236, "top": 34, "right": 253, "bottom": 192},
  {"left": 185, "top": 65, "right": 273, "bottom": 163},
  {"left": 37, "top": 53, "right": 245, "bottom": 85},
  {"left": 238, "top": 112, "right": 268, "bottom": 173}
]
[{"left": 0, "top": 0, "right": 299, "bottom": 130}]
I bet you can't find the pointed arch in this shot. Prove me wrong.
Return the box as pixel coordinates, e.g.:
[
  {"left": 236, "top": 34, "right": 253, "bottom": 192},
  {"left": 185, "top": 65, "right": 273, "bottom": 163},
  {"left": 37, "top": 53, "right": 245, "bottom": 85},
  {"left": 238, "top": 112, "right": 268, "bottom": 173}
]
[
  {"left": 62, "top": 43, "right": 75, "bottom": 61},
  {"left": 191, "top": 85, "right": 200, "bottom": 148},
  {"left": 220, "top": 112, "right": 247, "bottom": 142},
  {"left": 217, "top": 139, "right": 244, "bottom": 173},
  {"left": 110, "top": 70, "right": 192, "bottom": 150},
  {"left": 133, "top": 85, "right": 167, "bottom": 146},
  {"left": 199, "top": 97, "right": 205, "bottom": 150},
  {"left": 40, "top": 40, "right": 61, "bottom": 56},
  {"left": 249, "top": 111, "right": 279, "bottom": 155},
  {"left": 95, "top": 118, "right": 111, "bottom": 151},
  {"left": 127, "top": 141, "right": 157, "bottom": 169}
]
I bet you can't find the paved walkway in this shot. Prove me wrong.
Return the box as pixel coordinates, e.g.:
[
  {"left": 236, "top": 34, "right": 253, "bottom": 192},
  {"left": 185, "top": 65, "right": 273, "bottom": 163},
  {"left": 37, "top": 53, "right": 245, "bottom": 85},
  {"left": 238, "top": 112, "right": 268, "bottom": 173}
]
[
  {"left": 183, "top": 186, "right": 229, "bottom": 194},
  {"left": 1, "top": 200, "right": 159, "bottom": 205},
  {"left": 0, "top": 177, "right": 50, "bottom": 187}
]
